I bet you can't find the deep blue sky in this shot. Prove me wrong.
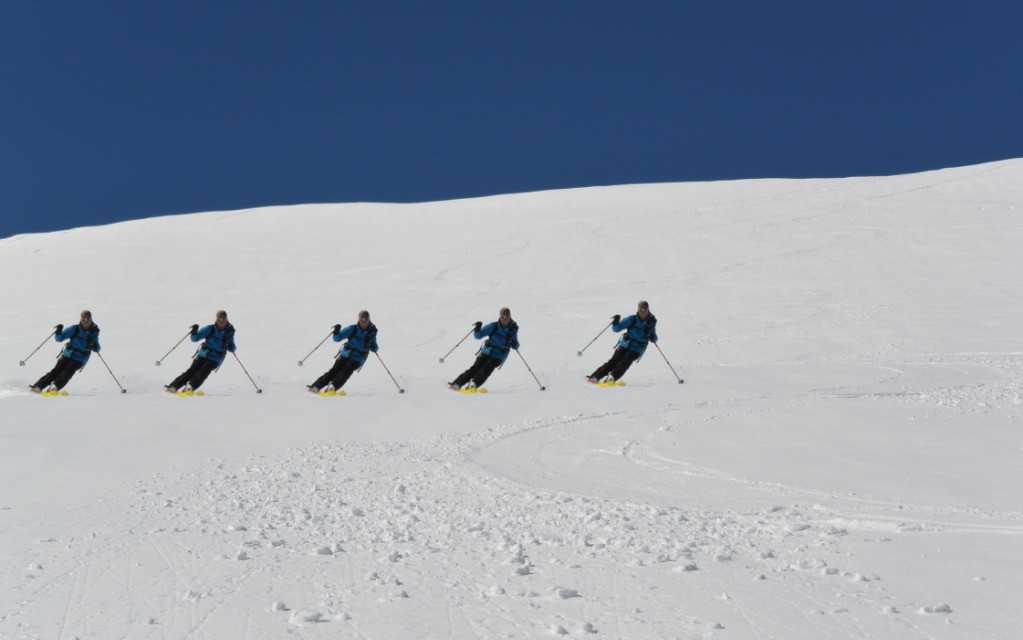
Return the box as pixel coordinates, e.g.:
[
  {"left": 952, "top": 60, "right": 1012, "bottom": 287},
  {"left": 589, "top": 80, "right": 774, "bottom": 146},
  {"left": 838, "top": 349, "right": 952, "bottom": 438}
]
[{"left": 2, "top": 2, "right": 1021, "bottom": 238}]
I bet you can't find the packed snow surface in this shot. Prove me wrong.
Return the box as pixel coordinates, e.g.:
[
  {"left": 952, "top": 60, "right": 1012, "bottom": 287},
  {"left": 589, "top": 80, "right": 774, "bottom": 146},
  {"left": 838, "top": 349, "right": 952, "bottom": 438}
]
[{"left": 2, "top": 160, "right": 1022, "bottom": 639}]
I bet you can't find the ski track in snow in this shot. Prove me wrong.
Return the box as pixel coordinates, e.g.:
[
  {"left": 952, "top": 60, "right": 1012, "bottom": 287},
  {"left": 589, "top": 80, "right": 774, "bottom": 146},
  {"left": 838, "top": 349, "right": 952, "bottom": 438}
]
[{"left": 4, "top": 391, "right": 1018, "bottom": 639}]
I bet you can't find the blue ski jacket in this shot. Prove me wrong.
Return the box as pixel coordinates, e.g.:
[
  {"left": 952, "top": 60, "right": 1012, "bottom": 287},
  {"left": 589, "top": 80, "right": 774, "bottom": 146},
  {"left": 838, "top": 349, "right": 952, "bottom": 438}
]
[
  {"left": 193, "top": 323, "right": 236, "bottom": 365},
  {"left": 334, "top": 322, "right": 378, "bottom": 365},
  {"left": 56, "top": 322, "right": 101, "bottom": 365},
  {"left": 613, "top": 313, "right": 658, "bottom": 355},
  {"left": 476, "top": 319, "right": 520, "bottom": 363}
]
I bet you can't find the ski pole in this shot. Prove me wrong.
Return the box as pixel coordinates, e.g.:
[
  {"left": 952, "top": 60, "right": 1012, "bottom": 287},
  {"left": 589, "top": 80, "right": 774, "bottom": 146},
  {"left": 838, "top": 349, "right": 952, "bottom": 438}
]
[
  {"left": 577, "top": 319, "right": 615, "bottom": 357},
  {"left": 515, "top": 349, "right": 546, "bottom": 391},
  {"left": 96, "top": 352, "right": 127, "bottom": 394},
  {"left": 298, "top": 330, "right": 334, "bottom": 367},
  {"left": 653, "top": 342, "right": 684, "bottom": 384},
  {"left": 155, "top": 330, "right": 192, "bottom": 366},
  {"left": 18, "top": 328, "right": 58, "bottom": 366},
  {"left": 439, "top": 326, "right": 475, "bottom": 363},
  {"left": 232, "top": 352, "right": 263, "bottom": 393},
  {"left": 374, "top": 352, "right": 405, "bottom": 394}
]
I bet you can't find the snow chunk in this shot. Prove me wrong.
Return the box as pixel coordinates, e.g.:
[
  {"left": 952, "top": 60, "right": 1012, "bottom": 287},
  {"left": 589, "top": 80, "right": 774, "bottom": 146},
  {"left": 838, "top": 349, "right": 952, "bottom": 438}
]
[
  {"left": 791, "top": 557, "right": 827, "bottom": 572},
  {"left": 918, "top": 603, "right": 952, "bottom": 615},
  {"left": 289, "top": 609, "right": 324, "bottom": 626}
]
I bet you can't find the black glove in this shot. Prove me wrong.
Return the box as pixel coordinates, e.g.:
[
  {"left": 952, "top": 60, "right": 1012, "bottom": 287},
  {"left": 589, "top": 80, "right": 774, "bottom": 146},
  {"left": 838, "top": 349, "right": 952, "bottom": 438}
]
[
  {"left": 333, "top": 324, "right": 342, "bottom": 335},
  {"left": 473, "top": 321, "right": 483, "bottom": 332},
  {"left": 54, "top": 324, "right": 64, "bottom": 334},
  {"left": 612, "top": 314, "right": 621, "bottom": 324},
  {"left": 190, "top": 324, "right": 199, "bottom": 335}
]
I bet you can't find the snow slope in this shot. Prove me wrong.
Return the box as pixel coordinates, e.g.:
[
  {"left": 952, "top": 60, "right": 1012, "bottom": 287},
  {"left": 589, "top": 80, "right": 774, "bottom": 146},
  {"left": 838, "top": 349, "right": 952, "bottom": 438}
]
[{"left": 2, "top": 160, "right": 1022, "bottom": 639}]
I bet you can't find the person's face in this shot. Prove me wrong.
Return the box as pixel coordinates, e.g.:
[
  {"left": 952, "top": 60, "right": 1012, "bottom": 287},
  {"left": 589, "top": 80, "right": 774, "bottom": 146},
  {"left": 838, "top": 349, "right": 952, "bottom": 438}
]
[
  {"left": 216, "top": 316, "right": 227, "bottom": 328},
  {"left": 80, "top": 316, "right": 91, "bottom": 327},
  {"left": 499, "top": 312, "right": 510, "bottom": 326},
  {"left": 638, "top": 307, "right": 649, "bottom": 319},
  {"left": 358, "top": 316, "right": 369, "bottom": 327}
]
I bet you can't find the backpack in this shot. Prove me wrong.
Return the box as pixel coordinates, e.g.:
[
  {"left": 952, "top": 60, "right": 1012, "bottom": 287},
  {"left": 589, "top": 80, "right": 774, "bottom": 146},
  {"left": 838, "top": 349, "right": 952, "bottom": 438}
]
[{"left": 68, "top": 323, "right": 100, "bottom": 352}]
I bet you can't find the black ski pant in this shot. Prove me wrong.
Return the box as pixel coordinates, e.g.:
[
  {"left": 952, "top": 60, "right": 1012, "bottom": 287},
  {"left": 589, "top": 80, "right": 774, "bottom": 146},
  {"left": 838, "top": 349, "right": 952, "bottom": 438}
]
[
  {"left": 34, "top": 357, "right": 83, "bottom": 391},
  {"left": 169, "top": 356, "right": 220, "bottom": 391},
  {"left": 590, "top": 347, "right": 641, "bottom": 382},
  {"left": 311, "top": 356, "right": 361, "bottom": 390},
  {"left": 452, "top": 354, "right": 502, "bottom": 388}
]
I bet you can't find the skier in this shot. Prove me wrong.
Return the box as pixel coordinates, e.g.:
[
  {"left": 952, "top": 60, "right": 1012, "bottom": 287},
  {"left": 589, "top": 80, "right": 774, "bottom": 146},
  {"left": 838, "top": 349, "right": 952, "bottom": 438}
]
[
  {"left": 164, "top": 310, "right": 236, "bottom": 394},
  {"left": 448, "top": 307, "right": 519, "bottom": 391},
  {"left": 587, "top": 300, "right": 658, "bottom": 384},
  {"left": 306, "top": 310, "right": 379, "bottom": 394},
  {"left": 30, "top": 310, "right": 101, "bottom": 394}
]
